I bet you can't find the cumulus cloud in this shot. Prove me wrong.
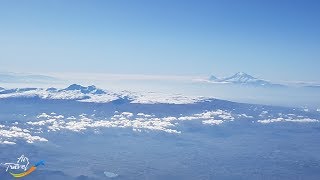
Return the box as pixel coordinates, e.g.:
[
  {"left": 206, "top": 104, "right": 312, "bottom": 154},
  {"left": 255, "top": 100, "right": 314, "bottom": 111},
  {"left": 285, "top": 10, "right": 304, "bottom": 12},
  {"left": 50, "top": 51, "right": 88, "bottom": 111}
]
[
  {"left": 27, "top": 112, "right": 181, "bottom": 134},
  {"left": 258, "top": 118, "right": 319, "bottom": 124},
  {"left": 0, "top": 125, "right": 48, "bottom": 144},
  {"left": 259, "top": 111, "right": 269, "bottom": 117},
  {"left": 178, "top": 110, "right": 235, "bottom": 122},
  {"left": 5, "top": 108, "right": 318, "bottom": 145},
  {"left": 238, "top": 114, "right": 253, "bottom": 118},
  {"left": 0, "top": 140, "right": 16, "bottom": 145},
  {"left": 202, "top": 120, "right": 224, "bottom": 125},
  {"left": 24, "top": 110, "right": 236, "bottom": 138}
]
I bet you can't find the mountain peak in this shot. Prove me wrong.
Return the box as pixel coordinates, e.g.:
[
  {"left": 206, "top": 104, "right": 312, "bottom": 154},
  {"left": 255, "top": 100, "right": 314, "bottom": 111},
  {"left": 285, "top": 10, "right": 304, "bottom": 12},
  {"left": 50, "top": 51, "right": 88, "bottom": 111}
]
[
  {"left": 66, "top": 84, "right": 86, "bottom": 90},
  {"left": 209, "top": 75, "right": 218, "bottom": 81},
  {"left": 235, "top": 72, "right": 251, "bottom": 76},
  {"left": 222, "top": 72, "right": 257, "bottom": 83},
  {"left": 235, "top": 72, "right": 246, "bottom": 76},
  {"left": 63, "top": 84, "right": 106, "bottom": 94},
  {"left": 207, "top": 72, "right": 280, "bottom": 87}
]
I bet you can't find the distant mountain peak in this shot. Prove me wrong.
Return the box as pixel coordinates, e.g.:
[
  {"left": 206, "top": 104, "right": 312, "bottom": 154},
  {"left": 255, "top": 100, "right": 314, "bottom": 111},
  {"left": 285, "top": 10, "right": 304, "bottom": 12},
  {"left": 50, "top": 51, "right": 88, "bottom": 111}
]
[
  {"left": 234, "top": 72, "right": 254, "bottom": 78},
  {"left": 209, "top": 75, "right": 218, "bottom": 81},
  {"left": 66, "top": 84, "right": 91, "bottom": 90},
  {"left": 208, "top": 72, "right": 283, "bottom": 87},
  {"left": 235, "top": 72, "right": 247, "bottom": 76},
  {"left": 62, "top": 84, "right": 106, "bottom": 94},
  {"left": 222, "top": 72, "right": 258, "bottom": 83}
]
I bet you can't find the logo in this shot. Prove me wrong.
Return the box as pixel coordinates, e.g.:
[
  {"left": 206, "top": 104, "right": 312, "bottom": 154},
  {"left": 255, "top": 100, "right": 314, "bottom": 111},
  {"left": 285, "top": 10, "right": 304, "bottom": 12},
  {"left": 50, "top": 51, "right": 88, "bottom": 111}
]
[{"left": 1, "top": 155, "right": 45, "bottom": 178}]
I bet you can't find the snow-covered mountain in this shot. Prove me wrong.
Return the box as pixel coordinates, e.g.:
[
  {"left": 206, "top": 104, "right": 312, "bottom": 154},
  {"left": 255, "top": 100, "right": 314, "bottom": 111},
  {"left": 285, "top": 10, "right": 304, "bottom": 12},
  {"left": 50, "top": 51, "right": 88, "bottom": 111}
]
[
  {"left": 221, "top": 72, "right": 272, "bottom": 85},
  {"left": 0, "top": 84, "right": 209, "bottom": 104},
  {"left": 209, "top": 72, "right": 283, "bottom": 87},
  {"left": 60, "top": 84, "right": 106, "bottom": 94}
]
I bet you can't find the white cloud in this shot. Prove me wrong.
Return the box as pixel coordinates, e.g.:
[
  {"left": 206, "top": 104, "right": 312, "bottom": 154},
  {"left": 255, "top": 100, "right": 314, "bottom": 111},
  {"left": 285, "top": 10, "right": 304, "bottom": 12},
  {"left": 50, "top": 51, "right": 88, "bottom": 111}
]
[
  {"left": 25, "top": 110, "right": 234, "bottom": 135},
  {"left": 37, "top": 113, "right": 51, "bottom": 119},
  {"left": 128, "top": 91, "right": 209, "bottom": 104},
  {"left": 0, "top": 140, "right": 16, "bottom": 145},
  {"left": 258, "top": 117, "right": 319, "bottom": 124},
  {"left": 238, "top": 114, "right": 253, "bottom": 118},
  {"left": 259, "top": 111, "right": 269, "bottom": 117},
  {"left": 0, "top": 125, "right": 48, "bottom": 144},
  {"left": 285, "top": 118, "right": 319, "bottom": 123},
  {"left": 178, "top": 110, "right": 234, "bottom": 122},
  {"left": 26, "top": 112, "right": 181, "bottom": 134},
  {"left": 4, "top": 107, "right": 319, "bottom": 145},
  {"left": 137, "top": 113, "right": 154, "bottom": 118},
  {"left": 66, "top": 116, "right": 76, "bottom": 120},
  {"left": 202, "top": 119, "right": 224, "bottom": 125},
  {"left": 257, "top": 118, "right": 283, "bottom": 124}
]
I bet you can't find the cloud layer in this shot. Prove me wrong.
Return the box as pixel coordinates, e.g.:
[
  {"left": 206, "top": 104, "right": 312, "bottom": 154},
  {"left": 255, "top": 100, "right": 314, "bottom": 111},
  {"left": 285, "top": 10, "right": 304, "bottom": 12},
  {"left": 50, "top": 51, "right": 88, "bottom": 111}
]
[{"left": 1, "top": 107, "right": 319, "bottom": 145}]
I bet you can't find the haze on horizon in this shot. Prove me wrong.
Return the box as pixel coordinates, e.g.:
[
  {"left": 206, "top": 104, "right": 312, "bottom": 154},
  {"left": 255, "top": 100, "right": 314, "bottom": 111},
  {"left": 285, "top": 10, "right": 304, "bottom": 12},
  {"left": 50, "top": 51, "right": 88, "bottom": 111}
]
[{"left": 0, "top": 0, "right": 320, "bottom": 83}]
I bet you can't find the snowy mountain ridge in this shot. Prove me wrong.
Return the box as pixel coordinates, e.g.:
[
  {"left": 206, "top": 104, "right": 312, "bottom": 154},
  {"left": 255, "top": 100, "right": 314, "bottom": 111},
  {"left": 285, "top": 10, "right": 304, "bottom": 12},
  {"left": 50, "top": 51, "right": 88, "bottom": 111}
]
[{"left": 0, "top": 84, "right": 210, "bottom": 104}]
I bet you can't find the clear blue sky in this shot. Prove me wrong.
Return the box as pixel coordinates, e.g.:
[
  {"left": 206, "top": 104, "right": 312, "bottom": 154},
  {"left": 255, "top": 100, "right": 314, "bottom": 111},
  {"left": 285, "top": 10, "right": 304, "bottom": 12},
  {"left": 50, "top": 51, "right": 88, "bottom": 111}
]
[{"left": 0, "top": 0, "right": 319, "bottom": 82}]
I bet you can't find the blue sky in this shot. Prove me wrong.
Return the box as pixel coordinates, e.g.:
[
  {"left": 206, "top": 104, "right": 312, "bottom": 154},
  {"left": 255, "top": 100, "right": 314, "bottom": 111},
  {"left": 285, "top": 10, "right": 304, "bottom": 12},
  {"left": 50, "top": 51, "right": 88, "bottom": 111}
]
[{"left": 0, "top": 0, "right": 320, "bottom": 82}]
